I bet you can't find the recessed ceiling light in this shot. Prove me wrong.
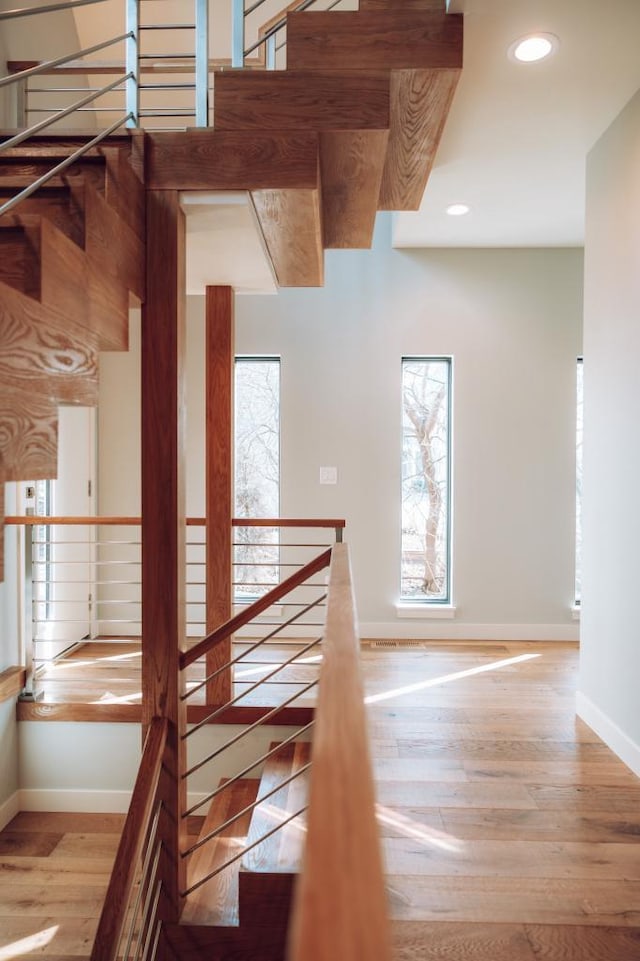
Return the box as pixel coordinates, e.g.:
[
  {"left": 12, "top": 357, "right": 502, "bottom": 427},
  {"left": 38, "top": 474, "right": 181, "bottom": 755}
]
[
  {"left": 509, "top": 33, "right": 559, "bottom": 63},
  {"left": 446, "top": 203, "right": 470, "bottom": 216}
]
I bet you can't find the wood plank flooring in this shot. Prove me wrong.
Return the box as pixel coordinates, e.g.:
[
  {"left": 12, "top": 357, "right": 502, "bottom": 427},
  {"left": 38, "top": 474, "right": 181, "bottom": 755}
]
[
  {"left": 2, "top": 641, "right": 640, "bottom": 959},
  {"left": 360, "top": 641, "right": 640, "bottom": 959}
]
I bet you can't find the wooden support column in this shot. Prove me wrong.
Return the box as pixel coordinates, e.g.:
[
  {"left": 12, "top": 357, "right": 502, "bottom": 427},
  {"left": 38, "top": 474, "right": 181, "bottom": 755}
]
[
  {"left": 141, "top": 189, "right": 187, "bottom": 924},
  {"left": 205, "top": 285, "right": 234, "bottom": 706}
]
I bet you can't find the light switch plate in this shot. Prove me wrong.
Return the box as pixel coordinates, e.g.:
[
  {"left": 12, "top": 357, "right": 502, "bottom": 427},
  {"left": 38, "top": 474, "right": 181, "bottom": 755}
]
[{"left": 319, "top": 466, "right": 338, "bottom": 485}]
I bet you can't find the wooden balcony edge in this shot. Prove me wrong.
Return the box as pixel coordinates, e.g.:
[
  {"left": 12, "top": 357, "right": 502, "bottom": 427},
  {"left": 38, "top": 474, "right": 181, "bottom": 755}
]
[
  {"left": 0, "top": 666, "right": 26, "bottom": 703},
  {"left": 16, "top": 699, "right": 314, "bottom": 725}
]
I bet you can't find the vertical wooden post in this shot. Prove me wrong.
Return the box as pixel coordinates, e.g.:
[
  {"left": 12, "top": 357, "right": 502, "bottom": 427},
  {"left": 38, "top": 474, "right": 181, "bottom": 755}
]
[
  {"left": 141, "top": 189, "right": 187, "bottom": 923},
  {"left": 205, "top": 285, "right": 234, "bottom": 705}
]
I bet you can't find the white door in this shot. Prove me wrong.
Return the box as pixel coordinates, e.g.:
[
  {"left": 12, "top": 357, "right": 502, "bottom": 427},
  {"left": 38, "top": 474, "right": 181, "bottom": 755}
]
[{"left": 37, "top": 406, "right": 96, "bottom": 659}]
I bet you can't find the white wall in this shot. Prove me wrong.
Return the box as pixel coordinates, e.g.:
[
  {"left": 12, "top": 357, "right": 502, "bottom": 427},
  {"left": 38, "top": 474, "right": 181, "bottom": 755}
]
[
  {"left": 237, "top": 222, "right": 583, "bottom": 637},
  {"left": 0, "top": 483, "right": 20, "bottom": 823},
  {"left": 578, "top": 87, "right": 640, "bottom": 775},
  {"left": 99, "top": 222, "right": 583, "bottom": 639}
]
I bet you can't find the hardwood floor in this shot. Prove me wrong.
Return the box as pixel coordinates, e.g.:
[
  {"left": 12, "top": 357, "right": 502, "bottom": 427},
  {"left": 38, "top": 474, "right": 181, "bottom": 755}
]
[
  {"left": 2, "top": 641, "right": 640, "bottom": 959},
  {"left": 361, "top": 641, "right": 640, "bottom": 959}
]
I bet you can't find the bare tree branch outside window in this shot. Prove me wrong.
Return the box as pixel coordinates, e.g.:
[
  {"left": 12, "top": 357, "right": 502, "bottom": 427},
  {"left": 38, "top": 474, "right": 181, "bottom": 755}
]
[
  {"left": 401, "top": 358, "right": 451, "bottom": 600},
  {"left": 234, "top": 358, "right": 280, "bottom": 599}
]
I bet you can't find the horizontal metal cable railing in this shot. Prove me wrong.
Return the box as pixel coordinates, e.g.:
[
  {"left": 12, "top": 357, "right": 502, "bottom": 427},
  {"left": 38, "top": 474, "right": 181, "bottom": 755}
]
[
  {"left": 178, "top": 545, "right": 333, "bottom": 902},
  {"left": 90, "top": 716, "right": 167, "bottom": 961},
  {"left": 233, "top": 0, "right": 352, "bottom": 69},
  {"left": 5, "top": 515, "right": 344, "bottom": 704},
  {"left": 0, "top": 0, "right": 107, "bottom": 20}
]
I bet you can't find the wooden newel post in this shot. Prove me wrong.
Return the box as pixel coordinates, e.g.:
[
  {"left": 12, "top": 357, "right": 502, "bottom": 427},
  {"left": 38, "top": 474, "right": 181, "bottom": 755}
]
[
  {"left": 205, "top": 285, "right": 234, "bottom": 706},
  {"left": 141, "top": 189, "right": 187, "bottom": 924}
]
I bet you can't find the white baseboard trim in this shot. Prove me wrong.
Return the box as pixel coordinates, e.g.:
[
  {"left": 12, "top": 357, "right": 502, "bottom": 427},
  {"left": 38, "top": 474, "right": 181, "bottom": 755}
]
[
  {"left": 19, "top": 789, "right": 132, "bottom": 813},
  {"left": 576, "top": 691, "right": 640, "bottom": 777},
  {"left": 0, "top": 791, "right": 20, "bottom": 831},
  {"left": 359, "top": 621, "right": 579, "bottom": 641}
]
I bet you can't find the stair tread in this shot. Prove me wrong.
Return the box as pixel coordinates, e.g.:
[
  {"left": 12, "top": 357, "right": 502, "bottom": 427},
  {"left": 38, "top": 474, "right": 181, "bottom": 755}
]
[
  {"left": 287, "top": 9, "right": 463, "bottom": 72},
  {"left": 214, "top": 70, "right": 390, "bottom": 132},
  {"left": 241, "top": 741, "right": 311, "bottom": 875},
  {"left": 182, "top": 777, "right": 260, "bottom": 927}
]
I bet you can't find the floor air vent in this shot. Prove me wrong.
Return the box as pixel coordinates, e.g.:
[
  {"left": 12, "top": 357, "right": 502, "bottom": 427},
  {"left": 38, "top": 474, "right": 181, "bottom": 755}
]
[{"left": 367, "top": 639, "right": 425, "bottom": 649}]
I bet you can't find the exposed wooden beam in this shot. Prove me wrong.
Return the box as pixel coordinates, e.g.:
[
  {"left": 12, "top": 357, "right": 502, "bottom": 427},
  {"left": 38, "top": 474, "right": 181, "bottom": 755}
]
[
  {"left": 141, "top": 188, "right": 187, "bottom": 924},
  {"left": 205, "top": 286, "right": 234, "bottom": 707}
]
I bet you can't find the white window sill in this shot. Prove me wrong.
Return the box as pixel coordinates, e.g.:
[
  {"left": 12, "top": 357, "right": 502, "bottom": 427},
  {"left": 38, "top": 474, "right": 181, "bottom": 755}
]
[
  {"left": 571, "top": 604, "right": 581, "bottom": 621},
  {"left": 396, "top": 603, "right": 456, "bottom": 620}
]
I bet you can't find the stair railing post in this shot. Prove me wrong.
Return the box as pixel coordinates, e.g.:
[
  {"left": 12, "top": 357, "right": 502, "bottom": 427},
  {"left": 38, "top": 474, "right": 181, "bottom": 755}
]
[
  {"left": 14, "top": 77, "right": 27, "bottom": 127},
  {"left": 195, "top": 0, "right": 209, "bottom": 126},
  {"left": 20, "top": 522, "right": 35, "bottom": 700},
  {"left": 266, "top": 32, "right": 276, "bottom": 70},
  {"left": 125, "top": 0, "right": 139, "bottom": 126},
  {"left": 231, "top": 0, "right": 244, "bottom": 68}
]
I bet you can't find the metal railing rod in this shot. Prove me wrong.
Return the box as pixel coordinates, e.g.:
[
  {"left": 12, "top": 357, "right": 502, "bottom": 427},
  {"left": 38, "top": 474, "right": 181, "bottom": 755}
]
[
  {"left": 28, "top": 106, "right": 127, "bottom": 114},
  {"left": 186, "top": 637, "right": 321, "bottom": 733},
  {"left": 0, "top": 33, "right": 133, "bottom": 88},
  {"left": 139, "top": 83, "right": 196, "bottom": 89},
  {"left": 0, "top": 74, "right": 131, "bottom": 153},
  {"left": 138, "top": 109, "right": 195, "bottom": 116},
  {"left": 182, "top": 593, "right": 326, "bottom": 699},
  {"left": 184, "top": 804, "right": 307, "bottom": 895},
  {"left": 139, "top": 23, "right": 195, "bottom": 30},
  {"left": 0, "top": 112, "right": 132, "bottom": 217},
  {"left": 138, "top": 53, "right": 196, "bottom": 60},
  {"left": 28, "top": 86, "right": 112, "bottom": 93},
  {"left": 183, "top": 764, "right": 311, "bottom": 859},
  {"left": 182, "top": 674, "right": 317, "bottom": 755},
  {"left": 0, "top": 0, "right": 106, "bottom": 21},
  {"left": 119, "top": 809, "right": 161, "bottom": 960},
  {"left": 182, "top": 723, "right": 314, "bottom": 817},
  {"left": 243, "top": 0, "right": 316, "bottom": 57}
]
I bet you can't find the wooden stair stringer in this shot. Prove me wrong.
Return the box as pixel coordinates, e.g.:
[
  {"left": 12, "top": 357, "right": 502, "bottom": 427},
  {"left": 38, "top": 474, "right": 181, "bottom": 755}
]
[{"left": 182, "top": 778, "right": 259, "bottom": 927}]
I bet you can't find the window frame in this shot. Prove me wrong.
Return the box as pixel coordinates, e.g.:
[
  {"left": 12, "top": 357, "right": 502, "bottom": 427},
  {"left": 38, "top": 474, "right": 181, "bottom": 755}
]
[{"left": 400, "top": 355, "right": 453, "bottom": 605}]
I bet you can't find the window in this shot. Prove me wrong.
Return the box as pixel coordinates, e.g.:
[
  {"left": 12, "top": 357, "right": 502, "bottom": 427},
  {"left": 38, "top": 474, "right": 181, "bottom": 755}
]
[
  {"left": 401, "top": 357, "right": 452, "bottom": 602},
  {"left": 234, "top": 357, "right": 280, "bottom": 599},
  {"left": 575, "top": 357, "right": 583, "bottom": 604}
]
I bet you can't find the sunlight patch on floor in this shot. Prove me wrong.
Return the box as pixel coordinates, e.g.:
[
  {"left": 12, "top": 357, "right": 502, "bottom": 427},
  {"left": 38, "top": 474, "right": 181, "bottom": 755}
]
[
  {"left": 0, "top": 925, "right": 59, "bottom": 960},
  {"left": 364, "top": 652, "right": 541, "bottom": 705},
  {"left": 376, "top": 805, "right": 464, "bottom": 854}
]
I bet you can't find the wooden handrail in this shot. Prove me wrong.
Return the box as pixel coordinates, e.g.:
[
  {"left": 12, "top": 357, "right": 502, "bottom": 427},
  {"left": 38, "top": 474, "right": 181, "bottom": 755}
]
[
  {"left": 180, "top": 547, "right": 332, "bottom": 671},
  {"left": 287, "top": 543, "right": 392, "bottom": 961},
  {"left": 0, "top": 666, "right": 26, "bottom": 703},
  {"left": 5, "top": 515, "right": 345, "bottom": 528},
  {"left": 90, "top": 716, "right": 168, "bottom": 961}
]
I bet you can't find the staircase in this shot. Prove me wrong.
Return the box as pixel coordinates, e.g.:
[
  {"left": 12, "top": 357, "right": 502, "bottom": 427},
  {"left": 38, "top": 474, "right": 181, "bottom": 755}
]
[
  {"left": 0, "top": 133, "right": 145, "bottom": 575},
  {"left": 0, "top": 0, "right": 461, "bottom": 576},
  {"left": 168, "top": 741, "right": 312, "bottom": 960}
]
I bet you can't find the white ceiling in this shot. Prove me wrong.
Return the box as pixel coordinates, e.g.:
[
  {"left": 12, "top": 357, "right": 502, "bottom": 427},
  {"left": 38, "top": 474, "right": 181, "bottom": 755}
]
[
  {"left": 181, "top": 193, "right": 277, "bottom": 295},
  {"left": 393, "top": 0, "right": 640, "bottom": 248}
]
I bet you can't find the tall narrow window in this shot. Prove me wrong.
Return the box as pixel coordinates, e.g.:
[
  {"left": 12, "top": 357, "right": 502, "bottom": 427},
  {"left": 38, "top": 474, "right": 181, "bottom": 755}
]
[
  {"left": 575, "top": 357, "right": 583, "bottom": 604},
  {"left": 234, "top": 357, "right": 280, "bottom": 599},
  {"left": 401, "top": 357, "right": 452, "bottom": 602}
]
